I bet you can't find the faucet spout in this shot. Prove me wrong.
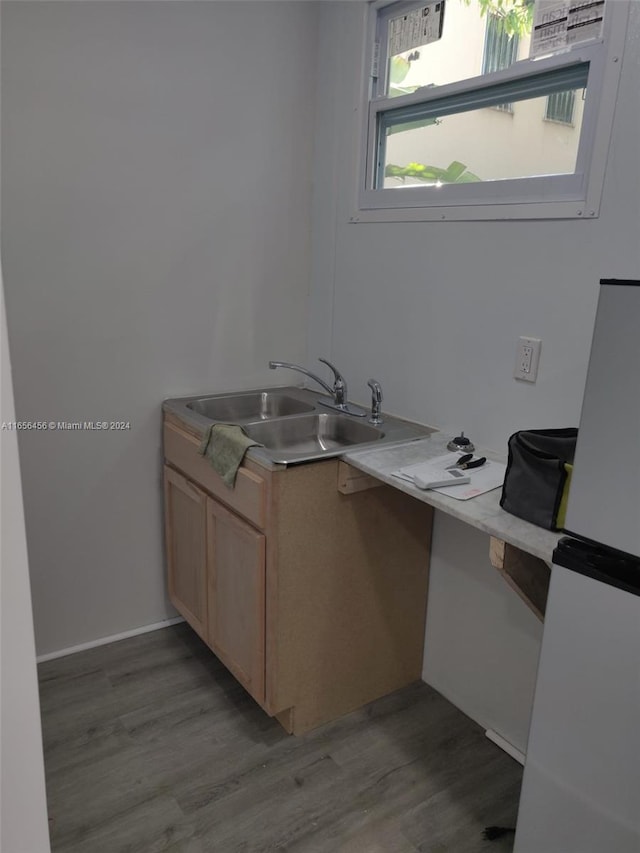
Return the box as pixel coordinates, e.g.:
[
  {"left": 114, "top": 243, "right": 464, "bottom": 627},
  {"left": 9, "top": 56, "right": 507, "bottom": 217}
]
[
  {"left": 269, "top": 358, "right": 368, "bottom": 417},
  {"left": 269, "top": 361, "right": 334, "bottom": 398}
]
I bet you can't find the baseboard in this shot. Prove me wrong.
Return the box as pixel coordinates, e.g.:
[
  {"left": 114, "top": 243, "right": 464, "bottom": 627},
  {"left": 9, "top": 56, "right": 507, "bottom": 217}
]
[
  {"left": 36, "top": 617, "right": 185, "bottom": 663},
  {"left": 485, "top": 728, "right": 526, "bottom": 765}
]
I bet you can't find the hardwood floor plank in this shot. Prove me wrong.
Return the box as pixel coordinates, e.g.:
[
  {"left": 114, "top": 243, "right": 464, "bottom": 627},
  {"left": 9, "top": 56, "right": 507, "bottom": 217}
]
[
  {"left": 162, "top": 840, "right": 205, "bottom": 853},
  {"left": 403, "top": 754, "right": 521, "bottom": 852},
  {"left": 39, "top": 624, "right": 521, "bottom": 853},
  {"left": 191, "top": 752, "right": 345, "bottom": 852},
  {"left": 51, "top": 794, "right": 195, "bottom": 853},
  {"left": 290, "top": 816, "right": 421, "bottom": 853},
  {"left": 38, "top": 626, "right": 192, "bottom": 682},
  {"left": 45, "top": 739, "right": 163, "bottom": 843},
  {"left": 39, "top": 669, "right": 117, "bottom": 745},
  {"left": 43, "top": 717, "right": 135, "bottom": 778}
]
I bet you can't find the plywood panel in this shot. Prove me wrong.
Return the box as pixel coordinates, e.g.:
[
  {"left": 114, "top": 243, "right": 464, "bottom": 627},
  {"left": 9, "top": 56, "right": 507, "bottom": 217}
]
[{"left": 267, "top": 459, "right": 433, "bottom": 733}]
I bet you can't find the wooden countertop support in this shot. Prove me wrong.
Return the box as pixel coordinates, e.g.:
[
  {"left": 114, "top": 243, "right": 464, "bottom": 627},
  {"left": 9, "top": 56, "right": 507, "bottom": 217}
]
[{"left": 337, "top": 461, "right": 384, "bottom": 495}]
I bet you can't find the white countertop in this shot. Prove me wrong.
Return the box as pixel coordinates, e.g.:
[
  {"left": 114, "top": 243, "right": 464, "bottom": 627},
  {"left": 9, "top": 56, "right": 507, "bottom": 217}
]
[{"left": 343, "top": 433, "right": 562, "bottom": 564}]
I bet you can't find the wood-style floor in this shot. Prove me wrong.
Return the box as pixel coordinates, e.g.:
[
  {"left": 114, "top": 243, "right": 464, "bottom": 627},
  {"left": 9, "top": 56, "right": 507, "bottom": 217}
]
[{"left": 38, "top": 623, "right": 522, "bottom": 853}]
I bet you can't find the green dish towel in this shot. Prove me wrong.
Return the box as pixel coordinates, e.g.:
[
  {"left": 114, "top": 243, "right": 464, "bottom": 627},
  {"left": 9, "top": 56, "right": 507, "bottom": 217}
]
[{"left": 198, "top": 424, "right": 262, "bottom": 488}]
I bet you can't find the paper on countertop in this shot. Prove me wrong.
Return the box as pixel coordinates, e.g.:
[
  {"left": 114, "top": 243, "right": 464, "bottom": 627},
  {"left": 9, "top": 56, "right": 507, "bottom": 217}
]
[{"left": 393, "top": 452, "right": 507, "bottom": 500}]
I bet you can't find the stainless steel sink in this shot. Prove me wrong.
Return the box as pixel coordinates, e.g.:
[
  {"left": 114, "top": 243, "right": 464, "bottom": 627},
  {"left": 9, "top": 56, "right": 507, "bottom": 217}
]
[
  {"left": 187, "top": 391, "right": 314, "bottom": 422},
  {"left": 164, "top": 385, "right": 436, "bottom": 465},
  {"left": 243, "top": 413, "right": 384, "bottom": 460}
]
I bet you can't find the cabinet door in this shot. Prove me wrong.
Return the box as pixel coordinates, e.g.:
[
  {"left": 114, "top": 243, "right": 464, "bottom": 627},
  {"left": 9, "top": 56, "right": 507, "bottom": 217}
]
[
  {"left": 164, "top": 466, "right": 208, "bottom": 642},
  {"left": 206, "top": 498, "right": 266, "bottom": 703}
]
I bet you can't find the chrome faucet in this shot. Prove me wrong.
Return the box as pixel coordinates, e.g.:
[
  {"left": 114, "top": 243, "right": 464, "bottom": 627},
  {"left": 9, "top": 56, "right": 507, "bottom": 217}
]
[
  {"left": 367, "top": 379, "right": 383, "bottom": 425},
  {"left": 269, "top": 358, "right": 367, "bottom": 417}
]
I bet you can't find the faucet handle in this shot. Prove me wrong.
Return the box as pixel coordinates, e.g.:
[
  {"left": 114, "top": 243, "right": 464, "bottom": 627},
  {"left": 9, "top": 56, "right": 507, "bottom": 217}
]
[
  {"left": 318, "top": 358, "right": 347, "bottom": 406},
  {"left": 318, "top": 357, "right": 344, "bottom": 383},
  {"left": 367, "top": 379, "right": 383, "bottom": 425}
]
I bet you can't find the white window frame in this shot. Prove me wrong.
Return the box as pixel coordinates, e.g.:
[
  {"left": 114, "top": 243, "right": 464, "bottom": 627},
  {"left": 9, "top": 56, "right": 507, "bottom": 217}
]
[{"left": 353, "top": 0, "right": 629, "bottom": 223}]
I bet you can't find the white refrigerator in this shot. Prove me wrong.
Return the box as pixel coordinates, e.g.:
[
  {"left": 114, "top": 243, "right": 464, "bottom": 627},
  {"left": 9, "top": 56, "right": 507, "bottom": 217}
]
[{"left": 514, "top": 279, "right": 640, "bottom": 853}]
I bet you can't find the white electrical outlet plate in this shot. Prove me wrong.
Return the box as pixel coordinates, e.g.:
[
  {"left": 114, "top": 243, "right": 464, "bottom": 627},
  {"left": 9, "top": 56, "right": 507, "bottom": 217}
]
[{"left": 514, "top": 336, "right": 541, "bottom": 382}]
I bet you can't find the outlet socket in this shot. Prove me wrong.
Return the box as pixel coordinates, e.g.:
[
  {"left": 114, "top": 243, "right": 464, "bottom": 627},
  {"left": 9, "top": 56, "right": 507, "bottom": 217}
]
[{"left": 514, "top": 337, "right": 541, "bottom": 382}]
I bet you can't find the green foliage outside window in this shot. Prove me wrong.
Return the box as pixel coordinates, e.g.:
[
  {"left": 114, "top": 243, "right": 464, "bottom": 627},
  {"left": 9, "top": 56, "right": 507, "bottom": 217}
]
[
  {"left": 385, "top": 160, "right": 481, "bottom": 184},
  {"left": 466, "top": 0, "right": 534, "bottom": 37}
]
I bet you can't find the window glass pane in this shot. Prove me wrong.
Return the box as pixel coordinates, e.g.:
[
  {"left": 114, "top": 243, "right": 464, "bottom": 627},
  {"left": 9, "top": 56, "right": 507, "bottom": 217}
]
[
  {"left": 379, "top": 82, "right": 586, "bottom": 188},
  {"left": 482, "top": 13, "right": 519, "bottom": 110},
  {"left": 385, "top": 0, "right": 533, "bottom": 97},
  {"left": 545, "top": 90, "right": 578, "bottom": 124},
  {"left": 482, "top": 14, "right": 519, "bottom": 75}
]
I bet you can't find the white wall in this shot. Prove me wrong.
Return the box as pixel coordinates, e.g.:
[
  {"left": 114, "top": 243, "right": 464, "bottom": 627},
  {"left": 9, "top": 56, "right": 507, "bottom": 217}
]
[
  {"left": 1, "top": 17, "right": 51, "bottom": 846},
  {"left": 310, "top": 1, "right": 640, "bottom": 752},
  {"left": 1, "top": 276, "right": 51, "bottom": 852},
  {"left": 1, "top": 1, "right": 318, "bottom": 656}
]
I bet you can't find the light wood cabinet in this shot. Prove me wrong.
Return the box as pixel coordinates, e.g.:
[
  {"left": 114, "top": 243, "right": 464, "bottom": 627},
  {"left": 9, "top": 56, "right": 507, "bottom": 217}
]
[
  {"left": 163, "top": 413, "right": 433, "bottom": 734},
  {"left": 206, "top": 497, "right": 266, "bottom": 703},
  {"left": 164, "top": 466, "right": 208, "bottom": 642},
  {"left": 164, "top": 462, "right": 267, "bottom": 704}
]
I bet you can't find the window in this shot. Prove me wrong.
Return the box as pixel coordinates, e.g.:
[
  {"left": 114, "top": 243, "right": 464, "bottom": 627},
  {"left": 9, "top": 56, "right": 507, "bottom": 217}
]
[
  {"left": 355, "top": 0, "right": 627, "bottom": 222},
  {"left": 482, "top": 13, "right": 520, "bottom": 76},
  {"left": 545, "top": 89, "right": 577, "bottom": 124},
  {"left": 482, "top": 13, "right": 519, "bottom": 111}
]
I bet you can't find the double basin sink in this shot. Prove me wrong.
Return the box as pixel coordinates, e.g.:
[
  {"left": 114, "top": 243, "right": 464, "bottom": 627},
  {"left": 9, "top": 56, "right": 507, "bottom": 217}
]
[{"left": 164, "top": 386, "right": 435, "bottom": 465}]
